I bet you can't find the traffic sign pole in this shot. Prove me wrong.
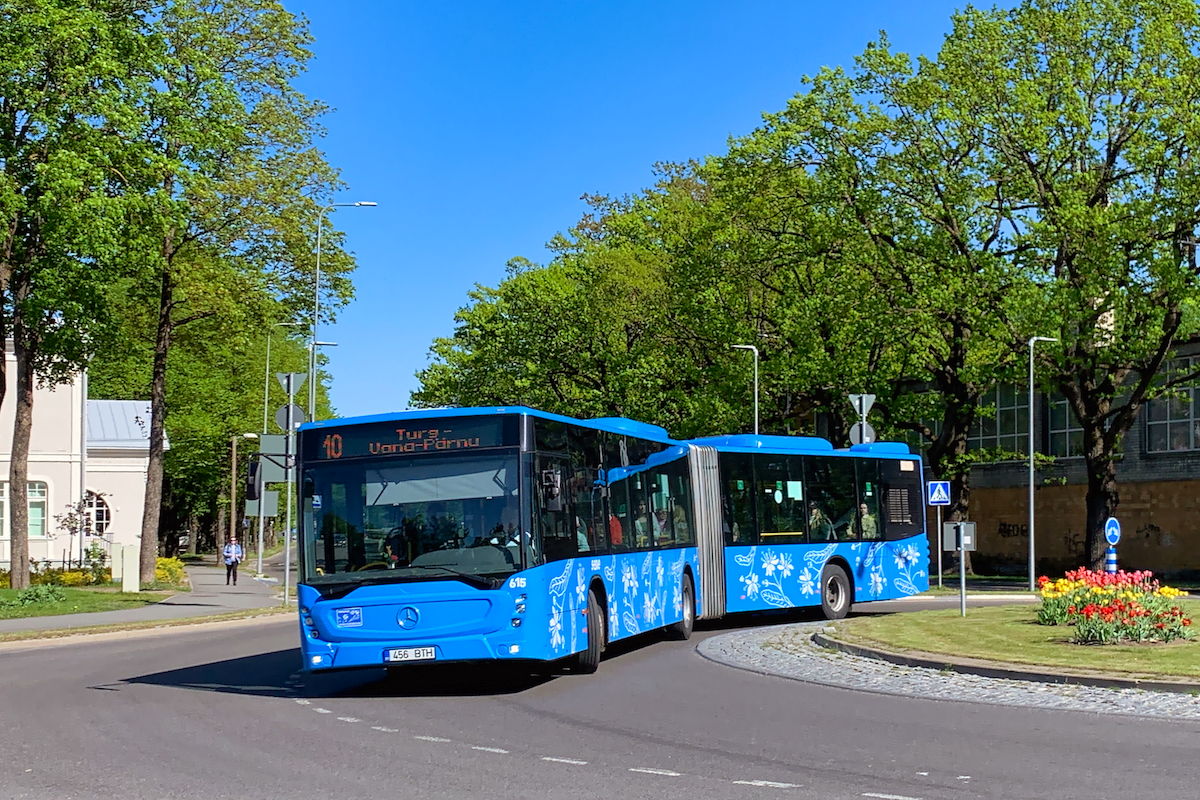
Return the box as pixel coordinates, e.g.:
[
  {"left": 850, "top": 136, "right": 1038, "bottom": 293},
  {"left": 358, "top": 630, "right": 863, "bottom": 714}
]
[
  {"left": 928, "top": 481, "right": 951, "bottom": 588},
  {"left": 959, "top": 523, "right": 966, "bottom": 617},
  {"left": 937, "top": 507, "right": 943, "bottom": 588}
]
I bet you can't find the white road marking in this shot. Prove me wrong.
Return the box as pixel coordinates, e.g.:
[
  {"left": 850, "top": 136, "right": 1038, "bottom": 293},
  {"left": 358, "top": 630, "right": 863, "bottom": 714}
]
[
  {"left": 313, "top": 708, "right": 332, "bottom": 714},
  {"left": 915, "top": 772, "right": 928, "bottom": 776},
  {"left": 371, "top": 726, "right": 398, "bottom": 733},
  {"left": 862, "top": 793, "right": 922, "bottom": 800},
  {"left": 337, "top": 717, "right": 361, "bottom": 723},
  {"left": 413, "top": 735, "right": 452, "bottom": 743},
  {"left": 630, "top": 768, "right": 682, "bottom": 777},
  {"left": 294, "top": 699, "right": 311, "bottom": 705},
  {"left": 734, "top": 779, "right": 799, "bottom": 788},
  {"left": 956, "top": 776, "right": 971, "bottom": 780},
  {"left": 472, "top": 746, "right": 510, "bottom": 754},
  {"left": 542, "top": 757, "right": 588, "bottom": 765}
]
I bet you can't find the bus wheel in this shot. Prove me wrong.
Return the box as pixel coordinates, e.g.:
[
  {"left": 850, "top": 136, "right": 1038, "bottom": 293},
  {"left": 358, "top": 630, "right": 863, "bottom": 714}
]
[
  {"left": 667, "top": 573, "right": 695, "bottom": 641},
  {"left": 820, "top": 564, "right": 852, "bottom": 620},
  {"left": 576, "top": 589, "right": 604, "bottom": 674}
]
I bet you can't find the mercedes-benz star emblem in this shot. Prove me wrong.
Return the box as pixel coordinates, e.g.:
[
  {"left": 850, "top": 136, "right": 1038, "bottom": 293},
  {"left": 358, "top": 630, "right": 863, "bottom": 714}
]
[{"left": 397, "top": 606, "right": 420, "bottom": 629}]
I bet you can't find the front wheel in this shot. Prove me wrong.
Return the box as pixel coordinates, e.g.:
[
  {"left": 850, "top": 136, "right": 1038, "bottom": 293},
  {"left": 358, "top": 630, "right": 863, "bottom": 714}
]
[
  {"left": 667, "top": 573, "right": 695, "bottom": 640},
  {"left": 575, "top": 588, "right": 605, "bottom": 673},
  {"left": 820, "top": 563, "right": 852, "bottom": 620}
]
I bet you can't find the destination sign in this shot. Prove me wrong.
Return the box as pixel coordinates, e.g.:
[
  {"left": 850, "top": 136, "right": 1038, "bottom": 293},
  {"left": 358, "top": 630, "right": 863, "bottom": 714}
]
[{"left": 302, "top": 416, "right": 520, "bottom": 461}]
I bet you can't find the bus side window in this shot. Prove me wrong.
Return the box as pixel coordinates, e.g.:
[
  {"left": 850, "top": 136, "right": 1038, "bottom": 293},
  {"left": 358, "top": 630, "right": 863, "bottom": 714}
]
[
  {"left": 719, "top": 452, "right": 756, "bottom": 545},
  {"left": 538, "top": 461, "right": 575, "bottom": 562}
]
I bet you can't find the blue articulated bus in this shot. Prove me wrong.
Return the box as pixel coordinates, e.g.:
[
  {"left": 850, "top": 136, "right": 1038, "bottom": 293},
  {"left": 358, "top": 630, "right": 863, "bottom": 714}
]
[{"left": 295, "top": 407, "right": 929, "bottom": 675}]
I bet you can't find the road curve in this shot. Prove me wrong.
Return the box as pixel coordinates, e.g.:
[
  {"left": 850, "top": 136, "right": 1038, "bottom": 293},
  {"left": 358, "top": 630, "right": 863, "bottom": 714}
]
[{"left": 0, "top": 602, "right": 1194, "bottom": 800}]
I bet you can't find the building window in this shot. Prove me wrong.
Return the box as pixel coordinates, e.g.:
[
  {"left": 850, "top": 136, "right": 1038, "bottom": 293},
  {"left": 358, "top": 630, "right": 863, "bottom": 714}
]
[
  {"left": 28, "top": 482, "right": 48, "bottom": 537},
  {"left": 87, "top": 492, "right": 111, "bottom": 535},
  {"left": 0, "top": 482, "right": 50, "bottom": 538},
  {"left": 1145, "top": 358, "right": 1198, "bottom": 452},
  {"left": 969, "top": 384, "right": 1029, "bottom": 456},
  {"left": 1048, "top": 394, "right": 1085, "bottom": 457}
]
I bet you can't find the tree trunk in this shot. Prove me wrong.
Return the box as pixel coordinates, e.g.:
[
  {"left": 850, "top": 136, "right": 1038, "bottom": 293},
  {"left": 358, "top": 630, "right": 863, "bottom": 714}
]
[
  {"left": 186, "top": 514, "right": 198, "bottom": 555},
  {"left": 1083, "top": 435, "right": 1118, "bottom": 572},
  {"left": 215, "top": 505, "right": 226, "bottom": 553},
  {"left": 7, "top": 289, "right": 36, "bottom": 590},
  {"left": 139, "top": 269, "right": 173, "bottom": 584}
]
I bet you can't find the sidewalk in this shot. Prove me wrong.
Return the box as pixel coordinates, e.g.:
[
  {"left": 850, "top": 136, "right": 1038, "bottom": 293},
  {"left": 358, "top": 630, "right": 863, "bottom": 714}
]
[{"left": 0, "top": 563, "right": 281, "bottom": 635}]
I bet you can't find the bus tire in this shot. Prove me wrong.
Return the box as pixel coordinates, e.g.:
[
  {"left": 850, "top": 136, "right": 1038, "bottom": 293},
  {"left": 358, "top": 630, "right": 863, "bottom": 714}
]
[
  {"left": 820, "top": 563, "right": 852, "bottom": 620},
  {"left": 576, "top": 589, "right": 604, "bottom": 674},
  {"left": 667, "top": 573, "right": 695, "bottom": 641}
]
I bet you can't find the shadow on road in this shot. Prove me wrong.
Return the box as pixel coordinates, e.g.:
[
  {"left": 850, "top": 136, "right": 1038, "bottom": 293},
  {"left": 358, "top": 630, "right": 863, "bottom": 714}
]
[
  {"left": 325, "top": 664, "right": 555, "bottom": 699},
  {"left": 117, "top": 606, "right": 859, "bottom": 701},
  {"left": 121, "top": 649, "right": 302, "bottom": 698}
]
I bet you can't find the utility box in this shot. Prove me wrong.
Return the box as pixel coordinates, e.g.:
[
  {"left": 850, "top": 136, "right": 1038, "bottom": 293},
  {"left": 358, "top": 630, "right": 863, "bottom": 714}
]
[
  {"left": 942, "top": 521, "right": 977, "bottom": 552},
  {"left": 121, "top": 545, "right": 140, "bottom": 593}
]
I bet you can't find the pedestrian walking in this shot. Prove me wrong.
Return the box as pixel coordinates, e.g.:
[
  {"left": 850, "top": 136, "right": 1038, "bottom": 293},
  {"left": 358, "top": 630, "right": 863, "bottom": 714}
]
[{"left": 224, "top": 537, "right": 244, "bottom": 586}]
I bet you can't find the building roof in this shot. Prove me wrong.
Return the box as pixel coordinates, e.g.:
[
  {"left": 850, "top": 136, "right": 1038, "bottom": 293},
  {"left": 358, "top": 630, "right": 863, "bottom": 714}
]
[{"left": 87, "top": 400, "right": 168, "bottom": 451}]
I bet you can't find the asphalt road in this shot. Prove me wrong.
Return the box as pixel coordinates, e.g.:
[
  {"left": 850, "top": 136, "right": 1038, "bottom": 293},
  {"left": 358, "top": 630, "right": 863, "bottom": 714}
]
[{"left": 1, "top": 599, "right": 1195, "bottom": 800}]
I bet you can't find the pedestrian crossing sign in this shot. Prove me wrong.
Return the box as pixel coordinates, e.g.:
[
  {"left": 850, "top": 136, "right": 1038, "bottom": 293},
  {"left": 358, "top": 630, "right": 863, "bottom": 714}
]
[{"left": 928, "top": 481, "right": 951, "bottom": 506}]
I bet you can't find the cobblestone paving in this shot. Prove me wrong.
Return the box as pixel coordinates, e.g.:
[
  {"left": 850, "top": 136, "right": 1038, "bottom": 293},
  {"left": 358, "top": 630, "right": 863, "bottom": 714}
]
[{"left": 698, "top": 622, "right": 1200, "bottom": 720}]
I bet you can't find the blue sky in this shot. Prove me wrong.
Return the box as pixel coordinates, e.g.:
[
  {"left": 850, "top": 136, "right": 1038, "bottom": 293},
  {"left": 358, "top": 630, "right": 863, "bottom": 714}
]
[{"left": 286, "top": 0, "right": 1006, "bottom": 419}]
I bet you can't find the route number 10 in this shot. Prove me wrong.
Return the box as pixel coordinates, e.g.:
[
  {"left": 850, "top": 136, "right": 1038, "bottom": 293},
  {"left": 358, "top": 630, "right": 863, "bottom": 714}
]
[{"left": 323, "top": 434, "right": 343, "bottom": 459}]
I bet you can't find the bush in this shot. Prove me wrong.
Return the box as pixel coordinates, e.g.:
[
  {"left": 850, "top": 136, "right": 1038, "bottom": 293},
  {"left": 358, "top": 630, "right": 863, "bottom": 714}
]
[
  {"left": 1037, "top": 568, "right": 1193, "bottom": 644},
  {"left": 155, "top": 557, "right": 187, "bottom": 586},
  {"left": 0, "top": 584, "right": 67, "bottom": 608}
]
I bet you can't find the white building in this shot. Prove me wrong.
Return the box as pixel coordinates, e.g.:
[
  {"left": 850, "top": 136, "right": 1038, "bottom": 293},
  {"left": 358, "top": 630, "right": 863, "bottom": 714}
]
[{"left": 0, "top": 346, "right": 162, "bottom": 570}]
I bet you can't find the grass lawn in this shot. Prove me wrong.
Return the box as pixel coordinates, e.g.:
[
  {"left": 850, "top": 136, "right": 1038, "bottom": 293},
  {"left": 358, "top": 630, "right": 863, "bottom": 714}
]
[
  {"left": 838, "top": 600, "right": 1200, "bottom": 679},
  {"left": 0, "top": 587, "right": 171, "bottom": 620}
]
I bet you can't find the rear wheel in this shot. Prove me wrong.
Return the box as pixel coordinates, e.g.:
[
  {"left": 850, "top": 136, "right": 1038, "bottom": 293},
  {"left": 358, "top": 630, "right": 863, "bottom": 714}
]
[
  {"left": 667, "top": 573, "right": 695, "bottom": 640},
  {"left": 820, "top": 563, "right": 852, "bottom": 620},
  {"left": 575, "top": 588, "right": 604, "bottom": 673}
]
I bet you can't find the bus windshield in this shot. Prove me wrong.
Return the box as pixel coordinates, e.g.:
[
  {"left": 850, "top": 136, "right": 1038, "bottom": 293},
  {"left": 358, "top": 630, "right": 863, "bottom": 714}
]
[{"left": 301, "top": 451, "right": 525, "bottom": 587}]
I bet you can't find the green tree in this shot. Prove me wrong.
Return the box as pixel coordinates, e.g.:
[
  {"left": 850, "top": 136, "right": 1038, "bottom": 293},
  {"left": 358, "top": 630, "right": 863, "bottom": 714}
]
[
  {"left": 930, "top": 0, "right": 1200, "bottom": 568},
  {"left": 123, "top": 0, "right": 352, "bottom": 581},
  {"left": 0, "top": 0, "right": 148, "bottom": 589}
]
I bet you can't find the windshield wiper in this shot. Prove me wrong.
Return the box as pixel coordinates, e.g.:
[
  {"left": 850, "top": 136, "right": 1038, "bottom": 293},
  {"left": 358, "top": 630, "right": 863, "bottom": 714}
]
[
  {"left": 405, "top": 565, "right": 501, "bottom": 590},
  {"left": 310, "top": 567, "right": 501, "bottom": 599},
  {"left": 311, "top": 573, "right": 414, "bottom": 600}
]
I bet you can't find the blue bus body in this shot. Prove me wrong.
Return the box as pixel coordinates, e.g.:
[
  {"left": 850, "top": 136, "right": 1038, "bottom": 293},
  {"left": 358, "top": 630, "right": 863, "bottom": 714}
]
[{"left": 295, "top": 407, "right": 926, "bottom": 674}]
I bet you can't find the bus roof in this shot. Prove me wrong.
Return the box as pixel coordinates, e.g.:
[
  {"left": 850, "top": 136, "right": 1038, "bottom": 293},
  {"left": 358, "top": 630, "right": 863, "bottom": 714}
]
[
  {"left": 690, "top": 434, "right": 914, "bottom": 460},
  {"left": 298, "top": 405, "right": 678, "bottom": 443},
  {"left": 300, "top": 407, "right": 914, "bottom": 458}
]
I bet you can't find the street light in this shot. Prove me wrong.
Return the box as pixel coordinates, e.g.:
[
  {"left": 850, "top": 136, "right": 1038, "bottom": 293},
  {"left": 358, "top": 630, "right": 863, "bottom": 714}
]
[
  {"left": 311, "top": 201, "right": 377, "bottom": 422},
  {"left": 732, "top": 344, "right": 760, "bottom": 435},
  {"left": 255, "top": 323, "right": 303, "bottom": 574},
  {"left": 230, "top": 433, "right": 258, "bottom": 550},
  {"left": 1028, "top": 336, "right": 1058, "bottom": 592}
]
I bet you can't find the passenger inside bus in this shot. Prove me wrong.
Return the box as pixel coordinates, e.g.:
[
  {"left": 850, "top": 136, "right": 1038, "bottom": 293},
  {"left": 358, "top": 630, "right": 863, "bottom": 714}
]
[
  {"left": 808, "top": 502, "right": 834, "bottom": 541},
  {"left": 859, "top": 503, "right": 879, "bottom": 539}
]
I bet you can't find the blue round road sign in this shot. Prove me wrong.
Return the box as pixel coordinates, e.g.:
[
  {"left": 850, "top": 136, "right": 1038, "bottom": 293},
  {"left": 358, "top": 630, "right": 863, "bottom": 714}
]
[{"left": 1104, "top": 517, "right": 1121, "bottom": 546}]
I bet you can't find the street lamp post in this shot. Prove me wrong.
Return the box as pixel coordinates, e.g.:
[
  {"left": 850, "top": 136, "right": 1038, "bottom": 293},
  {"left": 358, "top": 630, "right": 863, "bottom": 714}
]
[
  {"left": 311, "top": 201, "right": 377, "bottom": 422},
  {"left": 732, "top": 344, "right": 760, "bottom": 435},
  {"left": 1028, "top": 336, "right": 1058, "bottom": 592},
  {"left": 230, "top": 433, "right": 258, "bottom": 549}
]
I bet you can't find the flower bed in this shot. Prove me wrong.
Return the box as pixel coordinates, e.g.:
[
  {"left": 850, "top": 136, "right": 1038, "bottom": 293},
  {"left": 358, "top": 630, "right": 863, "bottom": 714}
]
[{"left": 1037, "top": 568, "right": 1192, "bottom": 644}]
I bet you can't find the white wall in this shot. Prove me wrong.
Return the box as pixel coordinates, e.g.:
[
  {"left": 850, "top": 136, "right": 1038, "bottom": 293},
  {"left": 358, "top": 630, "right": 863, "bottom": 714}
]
[
  {"left": 0, "top": 346, "right": 151, "bottom": 570},
  {"left": 0, "top": 347, "right": 85, "bottom": 567}
]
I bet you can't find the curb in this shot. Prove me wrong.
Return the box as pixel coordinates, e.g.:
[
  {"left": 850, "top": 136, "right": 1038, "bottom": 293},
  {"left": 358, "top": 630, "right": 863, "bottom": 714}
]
[
  {"left": 812, "top": 632, "right": 1200, "bottom": 694},
  {"left": 0, "top": 609, "right": 294, "bottom": 652}
]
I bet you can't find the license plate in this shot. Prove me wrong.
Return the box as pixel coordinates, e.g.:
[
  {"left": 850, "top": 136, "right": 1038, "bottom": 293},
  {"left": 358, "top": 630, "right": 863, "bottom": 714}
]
[{"left": 384, "top": 646, "right": 436, "bottom": 663}]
